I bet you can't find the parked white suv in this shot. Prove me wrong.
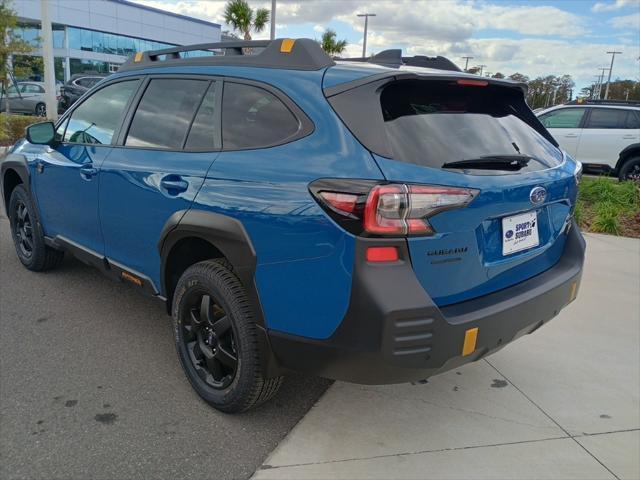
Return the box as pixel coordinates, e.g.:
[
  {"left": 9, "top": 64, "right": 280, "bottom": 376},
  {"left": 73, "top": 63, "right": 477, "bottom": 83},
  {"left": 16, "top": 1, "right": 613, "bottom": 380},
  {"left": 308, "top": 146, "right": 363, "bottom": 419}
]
[{"left": 537, "top": 101, "right": 640, "bottom": 181}]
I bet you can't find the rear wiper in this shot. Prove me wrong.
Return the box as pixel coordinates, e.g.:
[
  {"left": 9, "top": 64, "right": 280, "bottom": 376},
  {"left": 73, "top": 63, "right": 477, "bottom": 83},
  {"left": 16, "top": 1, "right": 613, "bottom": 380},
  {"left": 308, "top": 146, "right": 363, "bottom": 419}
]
[{"left": 442, "top": 155, "right": 531, "bottom": 171}]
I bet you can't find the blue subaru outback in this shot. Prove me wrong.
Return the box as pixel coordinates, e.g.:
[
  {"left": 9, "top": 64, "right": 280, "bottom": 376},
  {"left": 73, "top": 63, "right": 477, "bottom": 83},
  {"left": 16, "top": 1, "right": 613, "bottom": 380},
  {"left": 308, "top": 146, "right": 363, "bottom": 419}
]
[{"left": 2, "top": 39, "right": 585, "bottom": 412}]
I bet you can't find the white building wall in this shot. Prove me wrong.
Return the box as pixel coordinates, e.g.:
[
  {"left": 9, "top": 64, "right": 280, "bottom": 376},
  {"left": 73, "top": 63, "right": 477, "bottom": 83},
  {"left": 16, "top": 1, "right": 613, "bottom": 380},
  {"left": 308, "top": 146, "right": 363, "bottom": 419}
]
[{"left": 12, "top": 0, "right": 221, "bottom": 46}]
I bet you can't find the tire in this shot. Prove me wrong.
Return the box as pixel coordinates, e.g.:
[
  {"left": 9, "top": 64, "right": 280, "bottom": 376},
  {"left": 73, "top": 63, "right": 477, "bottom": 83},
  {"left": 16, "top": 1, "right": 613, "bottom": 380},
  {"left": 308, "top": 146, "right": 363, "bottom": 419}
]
[
  {"left": 8, "top": 185, "right": 64, "bottom": 271},
  {"left": 172, "top": 259, "right": 283, "bottom": 413},
  {"left": 35, "top": 103, "right": 46, "bottom": 117},
  {"left": 618, "top": 156, "right": 640, "bottom": 182}
]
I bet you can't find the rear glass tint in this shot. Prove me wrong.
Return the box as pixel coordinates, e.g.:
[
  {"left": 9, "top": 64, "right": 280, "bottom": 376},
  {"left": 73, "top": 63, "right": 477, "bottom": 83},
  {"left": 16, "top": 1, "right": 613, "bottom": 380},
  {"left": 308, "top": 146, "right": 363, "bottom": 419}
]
[
  {"left": 222, "top": 83, "right": 299, "bottom": 150},
  {"left": 585, "top": 108, "right": 629, "bottom": 129},
  {"left": 380, "top": 80, "right": 563, "bottom": 170}
]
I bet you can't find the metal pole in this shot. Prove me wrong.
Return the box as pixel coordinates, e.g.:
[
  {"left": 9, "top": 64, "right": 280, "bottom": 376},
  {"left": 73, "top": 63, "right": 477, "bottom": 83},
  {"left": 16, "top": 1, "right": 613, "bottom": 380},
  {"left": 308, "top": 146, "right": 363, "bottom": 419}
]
[
  {"left": 270, "top": 0, "right": 276, "bottom": 40},
  {"left": 461, "top": 56, "right": 473, "bottom": 71},
  {"left": 40, "top": 0, "right": 57, "bottom": 120},
  {"left": 357, "top": 13, "right": 376, "bottom": 58},
  {"left": 604, "top": 50, "right": 622, "bottom": 100},
  {"left": 477, "top": 64, "right": 486, "bottom": 76},
  {"left": 597, "top": 68, "right": 608, "bottom": 99}
]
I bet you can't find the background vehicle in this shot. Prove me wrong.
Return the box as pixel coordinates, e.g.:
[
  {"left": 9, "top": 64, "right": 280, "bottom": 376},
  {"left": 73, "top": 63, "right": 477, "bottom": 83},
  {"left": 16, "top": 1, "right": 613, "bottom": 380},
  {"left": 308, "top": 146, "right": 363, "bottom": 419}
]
[
  {"left": 1, "top": 39, "right": 585, "bottom": 413},
  {"left": 58, "top": 74, "right": 108, "bottom": 112},
  {"left": 537, "top": 100, "right": 640, "bottom": 181},
  {"left": 0, "top": 81, "right": 61, "bottom": 117}
]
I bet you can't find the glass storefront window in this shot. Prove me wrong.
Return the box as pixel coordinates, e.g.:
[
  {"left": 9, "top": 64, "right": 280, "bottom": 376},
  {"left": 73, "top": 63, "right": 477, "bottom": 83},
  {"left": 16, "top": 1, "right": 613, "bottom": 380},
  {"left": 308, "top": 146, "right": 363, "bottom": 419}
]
[{"left": 16, "top": 25, "right": 176, "bottom": 62}]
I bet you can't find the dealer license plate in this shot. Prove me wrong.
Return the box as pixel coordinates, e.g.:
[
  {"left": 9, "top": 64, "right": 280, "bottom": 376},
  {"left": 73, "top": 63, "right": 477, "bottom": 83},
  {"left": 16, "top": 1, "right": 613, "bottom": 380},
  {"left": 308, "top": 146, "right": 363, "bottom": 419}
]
[{"left": 502, "top": 211, "right": 539, "bottom": 255}]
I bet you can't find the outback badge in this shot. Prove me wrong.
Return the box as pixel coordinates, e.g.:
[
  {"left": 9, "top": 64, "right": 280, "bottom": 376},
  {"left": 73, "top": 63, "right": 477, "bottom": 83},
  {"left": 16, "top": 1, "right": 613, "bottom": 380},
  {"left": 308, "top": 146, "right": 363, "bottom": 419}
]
[{"left": 530, "top": 186, "right": 547, "bottom": 205}]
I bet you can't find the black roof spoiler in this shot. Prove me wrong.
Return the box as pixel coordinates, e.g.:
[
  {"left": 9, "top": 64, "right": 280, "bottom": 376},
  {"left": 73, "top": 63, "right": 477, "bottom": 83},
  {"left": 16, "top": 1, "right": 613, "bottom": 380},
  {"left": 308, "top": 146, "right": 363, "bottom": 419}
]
[
  {"left": 341, "top": 49, "right": 461, "bottom": 72},
  {"left": 119, "top": 38, "right": 335, "bottom": 72}
]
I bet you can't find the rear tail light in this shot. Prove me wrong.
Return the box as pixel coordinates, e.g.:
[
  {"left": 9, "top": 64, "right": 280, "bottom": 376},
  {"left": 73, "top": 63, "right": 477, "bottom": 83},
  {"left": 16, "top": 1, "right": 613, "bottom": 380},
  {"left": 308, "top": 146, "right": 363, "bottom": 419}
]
[{"left": 311, "top": 180, "right": 478, "bottom": 237}]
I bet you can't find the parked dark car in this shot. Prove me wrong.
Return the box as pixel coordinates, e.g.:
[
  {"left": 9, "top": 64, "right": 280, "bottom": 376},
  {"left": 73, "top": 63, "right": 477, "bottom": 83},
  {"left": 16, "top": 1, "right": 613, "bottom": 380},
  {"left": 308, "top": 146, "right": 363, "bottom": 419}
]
[{"left": 58, "top": 74, "right": 107, "bottom": 112}]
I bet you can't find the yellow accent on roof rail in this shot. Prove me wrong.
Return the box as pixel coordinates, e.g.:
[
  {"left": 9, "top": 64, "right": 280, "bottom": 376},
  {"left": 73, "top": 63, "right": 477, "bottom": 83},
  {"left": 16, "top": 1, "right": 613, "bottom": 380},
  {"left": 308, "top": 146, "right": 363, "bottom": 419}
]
[
  {"left": 134, "top": 52, "right": 143, "bottom": 63},
  {"left": 280, "top": 39, "right": 295, "bottom": 53}
]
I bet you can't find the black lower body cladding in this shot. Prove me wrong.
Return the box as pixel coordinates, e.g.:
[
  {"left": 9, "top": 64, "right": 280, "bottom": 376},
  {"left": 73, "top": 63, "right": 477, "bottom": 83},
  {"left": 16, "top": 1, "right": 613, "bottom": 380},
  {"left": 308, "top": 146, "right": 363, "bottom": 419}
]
[{"left": 269, "top": 222, "right": 586, "bottom": 384}]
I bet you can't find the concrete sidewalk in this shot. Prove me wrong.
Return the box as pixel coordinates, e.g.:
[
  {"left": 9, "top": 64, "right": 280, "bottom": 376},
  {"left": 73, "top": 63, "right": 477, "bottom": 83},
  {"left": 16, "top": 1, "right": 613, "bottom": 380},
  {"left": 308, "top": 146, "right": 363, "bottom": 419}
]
[{"left": 254, "top": 233, "right": 640, "bottom": 480}]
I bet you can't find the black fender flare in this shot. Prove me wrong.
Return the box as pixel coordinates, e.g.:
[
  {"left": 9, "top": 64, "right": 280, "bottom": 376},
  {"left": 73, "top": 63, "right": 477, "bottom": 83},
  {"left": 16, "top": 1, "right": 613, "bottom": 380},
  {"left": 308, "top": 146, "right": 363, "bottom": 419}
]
[
  {"left": 615, "top": 142, "right": 640, "bottom": 172},
  {"left": 158, "top": 209, "right": 284, "bottom": 377},
  {"left": 1, "top": 153, "right": 31, "bottom": 215}
]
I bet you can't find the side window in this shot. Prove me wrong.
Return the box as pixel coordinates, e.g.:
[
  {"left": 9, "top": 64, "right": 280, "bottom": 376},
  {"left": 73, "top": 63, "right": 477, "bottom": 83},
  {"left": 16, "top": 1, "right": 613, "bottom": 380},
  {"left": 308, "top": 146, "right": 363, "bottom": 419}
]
[
  {"left": 627, "top": 111, "right": 640, "bottom": 129},
  {"left": 64, "top": 80, "right": 139, "bottom": 144},
  {"left": 22, "top": 84, "right": 42, "bottom": 94},
  {"left": 539, "top": 108, "right": 585, "bottom": 129},
  {"left": 185, "top": 82, "right": 219, "bottom": 150},
  {"left": 585, "top": 108, "right": 628, "bottom": 129},
  {"left": 222, "top": 82, "right": 300, "bottom": 150},
  {"left": 126, "top": 78, "right": 209, "bottom": 149}
]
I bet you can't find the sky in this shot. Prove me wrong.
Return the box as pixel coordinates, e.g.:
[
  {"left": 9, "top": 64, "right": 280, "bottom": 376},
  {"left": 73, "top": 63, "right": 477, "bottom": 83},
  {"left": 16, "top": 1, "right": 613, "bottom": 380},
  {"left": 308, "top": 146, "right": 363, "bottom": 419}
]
[{"left": 133, "top": 0, "right": 640, "bottom": 94}]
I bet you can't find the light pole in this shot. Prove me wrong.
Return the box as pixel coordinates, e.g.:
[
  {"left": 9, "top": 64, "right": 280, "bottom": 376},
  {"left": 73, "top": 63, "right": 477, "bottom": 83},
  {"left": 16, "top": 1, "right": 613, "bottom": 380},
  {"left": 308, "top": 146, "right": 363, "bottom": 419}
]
[
  {"left": 461, "top": 56, "right": 474, "bottom": 71},
  {"left": 604, "top": 50, "right": 622, "bottom": 99},
  {"left": 40, "top": 0, "right": 57, "bottom": 120},
  {"left": 270, "top": 0, "right": 276, "bottom": 40},
  {"left": 597, "top": 67, "right": 609, "bottom": 99},
  {"left": 357, "top": 13, "right": 376, "bottom": 58},
  {"left": 477, "top": 64, "right": 487, "bottom": 76}
]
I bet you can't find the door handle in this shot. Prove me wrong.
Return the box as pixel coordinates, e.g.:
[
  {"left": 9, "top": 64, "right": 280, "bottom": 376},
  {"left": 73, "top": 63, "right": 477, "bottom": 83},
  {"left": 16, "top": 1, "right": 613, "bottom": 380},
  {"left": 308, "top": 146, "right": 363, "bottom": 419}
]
[
  {"left": 160, "top": 177, "right": 189, "bottom": 194},
  {"left": 564, "top": 134, "right": 579, "bottom": 138},
  {"left": 80, "top": 163, "right": 98, "bottom": 178},
  {"left": 35, "top": 160, "right": 45, "bottom": 174},
  {"left": 622, "top": 135, "right": 636, "bottom": 140}
]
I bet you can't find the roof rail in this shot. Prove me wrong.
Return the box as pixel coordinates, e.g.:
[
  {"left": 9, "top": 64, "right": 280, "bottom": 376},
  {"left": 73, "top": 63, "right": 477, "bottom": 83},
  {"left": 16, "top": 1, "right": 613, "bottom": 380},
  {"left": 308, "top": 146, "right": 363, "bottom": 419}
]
[
  {"left": 568, "top": 98, "right": 640, "bottom": 106},
  {"left": 340, "top": 49, "right": 461, "bottom": 72},
  {"left": 119, "top": 38, "right": 335, "bottom": 72}
]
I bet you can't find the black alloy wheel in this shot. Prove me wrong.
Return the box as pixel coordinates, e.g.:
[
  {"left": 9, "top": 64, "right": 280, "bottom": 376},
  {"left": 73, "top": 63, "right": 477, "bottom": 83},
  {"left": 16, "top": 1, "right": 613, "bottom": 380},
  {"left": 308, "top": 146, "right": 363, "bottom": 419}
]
[
  {"left": 172, "top": 259, "right": 283, "bottom": 412},
  {"left": 35, "top": 103, "right": 46, "bottom": 117},
  {"left": 624, "top": 163, "right": 640, "bottom": 182},
  {"left": 12, "top": 200, "right": 34, "bottom": 258},
  {"left": 8, "top": 184, "right": 64, "bottom": 271},
  {"left": 182, "top": 292, "right": 238, "bottom": 389}
]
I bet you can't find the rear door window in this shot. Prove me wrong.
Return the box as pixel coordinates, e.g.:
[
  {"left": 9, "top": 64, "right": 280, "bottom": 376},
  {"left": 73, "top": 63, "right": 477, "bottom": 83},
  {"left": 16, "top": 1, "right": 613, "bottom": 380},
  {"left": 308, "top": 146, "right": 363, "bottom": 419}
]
[
  {"left": 126, "top": 78, "right": 209, "bottom": 150},
  {"left": 539, "top": 108, "right": 586, "bottom": 128},
  {"left": 222, "top": 82, "right": 299, "bottom": 150},
  {"left": 585, "top": 108, "right": 630, "bottom": 129},
  {"left": 379, "top": 80, "right": 563, "bottom": 170},
  {"left": 185, "top": 82, "right": 219, "bottom": 150}
]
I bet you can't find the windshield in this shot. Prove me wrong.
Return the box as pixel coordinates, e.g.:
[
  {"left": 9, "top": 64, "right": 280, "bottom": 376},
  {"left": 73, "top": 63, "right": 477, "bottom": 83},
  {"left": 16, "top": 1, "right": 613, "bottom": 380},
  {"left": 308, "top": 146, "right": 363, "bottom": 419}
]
[{"left": 380, "top": 80, "right": 563, "bottom": 172}]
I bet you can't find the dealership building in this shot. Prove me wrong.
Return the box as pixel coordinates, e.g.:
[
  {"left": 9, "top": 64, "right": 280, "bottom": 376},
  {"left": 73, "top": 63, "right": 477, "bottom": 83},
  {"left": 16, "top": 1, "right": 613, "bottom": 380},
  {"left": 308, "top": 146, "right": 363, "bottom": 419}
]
[{"left": 10, "top": 0, "right": 222, "bottom": 82}]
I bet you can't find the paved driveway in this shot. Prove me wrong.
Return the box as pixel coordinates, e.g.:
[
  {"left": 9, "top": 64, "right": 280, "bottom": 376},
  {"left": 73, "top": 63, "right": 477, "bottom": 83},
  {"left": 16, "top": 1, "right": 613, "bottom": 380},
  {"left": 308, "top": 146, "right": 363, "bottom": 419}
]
[
  {"left": 0, "top": 213, "right": 330, "bottom": 480},
  {"left": 254, "top": 233, "right": 640, "bottom": 480}
]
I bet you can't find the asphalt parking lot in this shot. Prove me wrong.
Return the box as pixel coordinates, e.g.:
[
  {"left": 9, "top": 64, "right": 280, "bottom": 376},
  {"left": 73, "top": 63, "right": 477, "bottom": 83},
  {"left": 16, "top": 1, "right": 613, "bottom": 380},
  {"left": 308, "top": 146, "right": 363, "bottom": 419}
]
[{"left": 0, "top": 212, "right": 330, "bottom": 480}]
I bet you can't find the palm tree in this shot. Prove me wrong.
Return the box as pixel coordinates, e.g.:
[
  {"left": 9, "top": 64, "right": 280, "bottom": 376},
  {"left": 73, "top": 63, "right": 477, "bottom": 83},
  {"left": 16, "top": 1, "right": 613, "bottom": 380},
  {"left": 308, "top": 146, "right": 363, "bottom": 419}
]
[
  {"left": 223, "top": 0, "right": 270, "bottom": 41},
  {"left": 319, "top": 29, "right": 347, "bottom": 56}
]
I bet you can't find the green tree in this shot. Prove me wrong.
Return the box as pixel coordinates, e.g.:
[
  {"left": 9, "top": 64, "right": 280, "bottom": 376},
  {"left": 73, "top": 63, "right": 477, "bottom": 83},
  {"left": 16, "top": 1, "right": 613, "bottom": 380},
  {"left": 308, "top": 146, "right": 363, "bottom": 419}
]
[
  {"left": 1, "top": 0, "right": 35, "bottom": 114},
  {"left": 491, "top": 72, "right": 505, "bottom": 79},
  {"left": 508, "top": 72, "right": 530, "bottom": 83},
  {"left": 223, "top": 0, "right": 269, "bottom": 41},
  {"left": 319, "top": 29, "right": 347, "bottom": 56}
]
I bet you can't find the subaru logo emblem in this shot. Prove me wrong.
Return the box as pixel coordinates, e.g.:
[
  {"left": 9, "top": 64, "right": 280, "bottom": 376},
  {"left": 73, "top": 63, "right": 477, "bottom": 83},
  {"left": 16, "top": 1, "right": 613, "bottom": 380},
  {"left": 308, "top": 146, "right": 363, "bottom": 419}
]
[{"left": 530, "top": 186, "right": 546, "bottom": 205}]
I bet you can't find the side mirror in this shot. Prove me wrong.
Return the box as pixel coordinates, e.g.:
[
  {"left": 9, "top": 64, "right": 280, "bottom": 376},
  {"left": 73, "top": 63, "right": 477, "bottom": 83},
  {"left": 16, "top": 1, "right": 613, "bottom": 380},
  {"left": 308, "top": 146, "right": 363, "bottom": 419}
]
[{"left": 26, "top": 121, "right": 55, "bottom": 145}]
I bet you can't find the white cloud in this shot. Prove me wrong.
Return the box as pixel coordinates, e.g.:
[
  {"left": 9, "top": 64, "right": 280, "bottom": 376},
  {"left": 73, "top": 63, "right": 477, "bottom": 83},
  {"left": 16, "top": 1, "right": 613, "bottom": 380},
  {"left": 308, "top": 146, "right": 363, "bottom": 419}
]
[
  {"left": 610, "top": 12, "right": 640, "bottom": 28},
  {"left": 128, "top": 0, "right": 638, "bottom": 89},
  {"left": 592, "top": 0, "right": 638, "bottom": 13}
]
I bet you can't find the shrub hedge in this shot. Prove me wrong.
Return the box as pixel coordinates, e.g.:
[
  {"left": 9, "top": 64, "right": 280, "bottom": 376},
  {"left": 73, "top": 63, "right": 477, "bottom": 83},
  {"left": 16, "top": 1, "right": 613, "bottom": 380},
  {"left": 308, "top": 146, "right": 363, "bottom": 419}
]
[{"left": 0, "top": 114, "right": 45, "bottom": 146}]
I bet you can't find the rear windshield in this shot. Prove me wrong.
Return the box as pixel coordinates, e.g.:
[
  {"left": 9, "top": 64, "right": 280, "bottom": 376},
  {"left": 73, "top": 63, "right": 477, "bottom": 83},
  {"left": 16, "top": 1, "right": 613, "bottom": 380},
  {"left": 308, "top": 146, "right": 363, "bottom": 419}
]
[{"left": 378, "top": 80, "right": 563, "bottom": 171}]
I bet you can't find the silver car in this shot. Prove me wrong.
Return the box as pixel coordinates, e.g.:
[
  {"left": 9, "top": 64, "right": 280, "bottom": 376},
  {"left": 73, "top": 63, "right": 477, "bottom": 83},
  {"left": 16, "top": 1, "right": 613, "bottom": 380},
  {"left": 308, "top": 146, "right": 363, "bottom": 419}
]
[{"left": 0, "top": 81, "right": 61, "bottom": 117}]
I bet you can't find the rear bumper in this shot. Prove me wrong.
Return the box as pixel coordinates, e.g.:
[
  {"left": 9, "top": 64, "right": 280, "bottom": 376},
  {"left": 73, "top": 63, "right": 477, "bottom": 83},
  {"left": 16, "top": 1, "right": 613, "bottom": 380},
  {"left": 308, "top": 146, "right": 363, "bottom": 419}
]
[{"left": 269, "top": 222, "right": 585, "bottom": 384}]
